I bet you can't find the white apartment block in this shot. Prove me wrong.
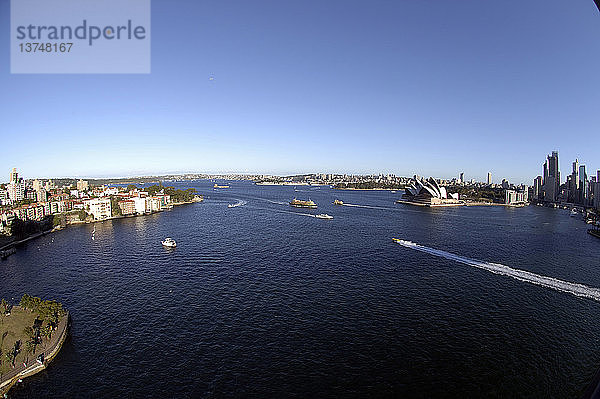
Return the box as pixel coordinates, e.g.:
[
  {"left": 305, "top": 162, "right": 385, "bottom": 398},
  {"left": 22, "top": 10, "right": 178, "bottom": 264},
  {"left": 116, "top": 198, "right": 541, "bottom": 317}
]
[
  {"left": 83, "top": 198, "right": 112, "bottom": 220},
  {"left": 7, "top": 180, "right": 25, "bottom": 202},
  {"left": 132, "top": 197, "right": 147, "bottom": 214}
]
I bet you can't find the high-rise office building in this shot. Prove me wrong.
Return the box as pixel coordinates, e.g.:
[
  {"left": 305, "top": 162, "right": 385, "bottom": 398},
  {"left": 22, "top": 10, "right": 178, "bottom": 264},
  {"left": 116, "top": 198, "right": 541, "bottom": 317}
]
[
  {"left": 569, "top": 159, "right": 580, "bottom": 203},
  {"left": 579, "top": 164, "right": 587, "bottom": 205},
  {"left": 533, "top": 176, "right": 543, "bottom": 200},
  {"left": 459, "top": 172, "right": 464, "bottom": 184},
  {"left": 542, "top": 151, "right": 560, "bottom": 202},
  {"left": 487, "top": 172, "right": 492, "bottom": 185}
]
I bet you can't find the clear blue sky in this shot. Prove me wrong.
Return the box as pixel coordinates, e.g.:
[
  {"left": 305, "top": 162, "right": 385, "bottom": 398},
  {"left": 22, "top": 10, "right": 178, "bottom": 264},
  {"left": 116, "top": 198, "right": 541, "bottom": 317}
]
[{"left": 1, "top": 0, "right": 599, "bottom": 183}]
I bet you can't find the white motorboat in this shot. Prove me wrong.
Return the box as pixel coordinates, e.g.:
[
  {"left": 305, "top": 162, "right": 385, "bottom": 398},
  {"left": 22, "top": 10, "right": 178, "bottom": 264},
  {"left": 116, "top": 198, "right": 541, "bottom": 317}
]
[
  {"left": 315, "top": 213, "right": 333, "bottom": 220},
  {"left": 162, "top": 238, "right": 177, "bottom": 248}
]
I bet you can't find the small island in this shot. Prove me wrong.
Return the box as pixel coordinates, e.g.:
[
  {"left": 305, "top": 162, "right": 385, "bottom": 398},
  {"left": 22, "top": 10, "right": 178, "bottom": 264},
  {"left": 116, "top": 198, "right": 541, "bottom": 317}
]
[{"left": 0, "top": 295, "right": 69, "bottom": 396}]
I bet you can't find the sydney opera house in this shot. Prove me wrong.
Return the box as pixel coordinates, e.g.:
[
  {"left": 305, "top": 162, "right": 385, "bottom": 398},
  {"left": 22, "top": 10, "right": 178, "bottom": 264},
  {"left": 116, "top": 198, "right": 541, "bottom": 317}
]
[{"left": 398, "top": 176, "right": 461, "bottom": 206}]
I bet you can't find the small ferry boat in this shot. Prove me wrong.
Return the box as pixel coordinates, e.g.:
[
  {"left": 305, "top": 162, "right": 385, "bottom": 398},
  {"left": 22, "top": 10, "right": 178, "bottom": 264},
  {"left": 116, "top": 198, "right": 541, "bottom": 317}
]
[
  {"left": 289, "top": 198, "right": 317, "bottom": 208},
  {"left": 333, "top": 199, "right": 344, "bottom": 205},
  {"left": 214, "top": 184, "right": 230, "bottom": 189},
  {"left": 315, "top": 214, "right": 333, "bottom": 220},
  {"left": 161, "top": 238, "right": 177, "bottom": 248}
]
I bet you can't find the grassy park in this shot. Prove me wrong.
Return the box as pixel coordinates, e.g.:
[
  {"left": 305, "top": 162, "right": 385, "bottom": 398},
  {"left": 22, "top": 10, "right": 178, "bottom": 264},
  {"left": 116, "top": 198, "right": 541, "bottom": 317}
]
[{"left": 0, "top": 295, "right": 67, "bottom": 385}]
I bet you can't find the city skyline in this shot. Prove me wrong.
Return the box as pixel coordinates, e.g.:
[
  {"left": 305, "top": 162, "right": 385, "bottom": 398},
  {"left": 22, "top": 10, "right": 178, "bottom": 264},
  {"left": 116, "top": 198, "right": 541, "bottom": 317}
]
[
  {"left": 2, "top": 148, "right": 598, "bottom": 188},
  {"left": 1, "top": 0, "right": 600, "bottom": 182}
]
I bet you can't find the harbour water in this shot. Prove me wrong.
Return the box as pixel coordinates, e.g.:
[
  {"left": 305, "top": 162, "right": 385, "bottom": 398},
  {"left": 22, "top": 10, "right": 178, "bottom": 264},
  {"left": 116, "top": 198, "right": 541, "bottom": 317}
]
[{"left": 2, "top": 180, "right": 600, "bottom": 398}]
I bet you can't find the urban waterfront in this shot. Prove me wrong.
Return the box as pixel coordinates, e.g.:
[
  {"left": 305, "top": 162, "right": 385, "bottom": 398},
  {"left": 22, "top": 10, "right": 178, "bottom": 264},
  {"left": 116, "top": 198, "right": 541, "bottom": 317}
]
[{"left": 1, "top": 180, "right": 600, "bottom": 398}]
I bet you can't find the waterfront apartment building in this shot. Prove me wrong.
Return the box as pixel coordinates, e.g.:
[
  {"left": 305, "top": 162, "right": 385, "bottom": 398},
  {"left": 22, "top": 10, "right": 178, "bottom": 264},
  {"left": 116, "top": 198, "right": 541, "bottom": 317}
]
[
  {"left": 118, "top": 200, "right": 136, "bottom": 216},
  {"left": 83, "top": 198, "right": 112, "bottom": 220},
  {"left": 132, "top": 197, "right": 147, "bottom": 215},
  {"left": 505, "top": 189, "right": 528, "bottom": 205}
]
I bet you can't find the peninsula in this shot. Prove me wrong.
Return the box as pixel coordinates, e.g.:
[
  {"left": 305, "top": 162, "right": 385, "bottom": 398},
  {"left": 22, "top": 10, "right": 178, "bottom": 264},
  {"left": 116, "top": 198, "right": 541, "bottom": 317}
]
[{"left": 0, "top": 295, "right": 69, "bottom": 396}]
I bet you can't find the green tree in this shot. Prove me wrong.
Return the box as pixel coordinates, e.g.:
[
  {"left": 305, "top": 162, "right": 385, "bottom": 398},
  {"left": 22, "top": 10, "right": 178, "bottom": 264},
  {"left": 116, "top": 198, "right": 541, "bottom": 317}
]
[
  {"left": 25, "top": 339, "right": 35, "bottom": 363},
  {"left": 110, "top": 196, "right": 122, "bottom": 217},
  {"left": 41, "top": 324, "right": 53, "bottom": 347},
  {"left": 0, "top": 298, "right": 8, "bottom": 314},
  {"left": 5, "top": 350, "right": 14, "bottom": 368}
]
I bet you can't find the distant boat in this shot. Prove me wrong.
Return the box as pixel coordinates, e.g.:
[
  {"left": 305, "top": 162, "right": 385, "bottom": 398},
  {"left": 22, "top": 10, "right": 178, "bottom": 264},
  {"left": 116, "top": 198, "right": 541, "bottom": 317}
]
[
  {"left": 315, "top": 214, "right": 333, "bottom": 220},
  {"left": 289, "top": 198, "right": 317, "bottom": 208},
  {"left": 570, "top": 209, "right": 578, "bottom": 217},
  {"left": 214, "top": 184, "right": 230, "bottom": 189},
  {"left": 333, "top": 199, "right": 344, "bottom": 205},
  {"left": 162, "top": 238, "right": 177, "bottom": 248}
]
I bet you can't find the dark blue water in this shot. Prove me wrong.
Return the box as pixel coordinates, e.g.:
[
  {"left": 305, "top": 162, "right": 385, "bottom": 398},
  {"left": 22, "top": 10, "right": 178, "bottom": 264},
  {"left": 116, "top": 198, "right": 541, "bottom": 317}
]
[{"left": 2, "top": 180, "right": 600, "bottom": 398}]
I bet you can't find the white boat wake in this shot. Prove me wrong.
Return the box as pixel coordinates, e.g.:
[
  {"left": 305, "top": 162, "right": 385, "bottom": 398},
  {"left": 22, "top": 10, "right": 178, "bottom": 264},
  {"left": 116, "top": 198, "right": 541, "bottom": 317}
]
[
  {"left": 393, "top": 238, "right": 600, "bottom": 302},
  {"left": 266, "top": 200, "right": 288, "bottom": 206},
  {"left": 228, "top": 200, "right": 247, "bottom": 208}
]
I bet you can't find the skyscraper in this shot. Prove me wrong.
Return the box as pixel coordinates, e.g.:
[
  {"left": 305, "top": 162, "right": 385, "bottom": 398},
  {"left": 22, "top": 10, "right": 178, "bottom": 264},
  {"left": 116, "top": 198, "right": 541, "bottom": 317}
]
[
  {"left": 533, "top": 176, "right": 543, "bottom": 200},
  {"left": 459, "top": 172, "right": 464, "bottom": 184},
  {"left": 542, "top": 151, "right": 560, "bottom": 202},
  {"left": 569, "top": 159, "right": 580, "bottom": 203},
  {"left": 579, "top": 164, "right": 588, "bottom": 205},
  {"left": 487, "top": 172, "right": 492, "bottom": 185}
]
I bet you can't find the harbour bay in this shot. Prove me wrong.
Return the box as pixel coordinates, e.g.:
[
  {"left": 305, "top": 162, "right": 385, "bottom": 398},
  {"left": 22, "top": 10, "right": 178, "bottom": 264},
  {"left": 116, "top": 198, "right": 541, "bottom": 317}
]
[{"left": 2, "top": 180, "right": 600, "bottom": 398}]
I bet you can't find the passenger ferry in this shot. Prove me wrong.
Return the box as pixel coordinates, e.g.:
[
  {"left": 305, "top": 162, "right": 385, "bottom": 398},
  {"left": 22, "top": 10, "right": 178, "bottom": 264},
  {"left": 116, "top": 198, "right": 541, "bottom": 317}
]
[
  {"left": 333, "top": 199, "right": 344, "bottom": 205},
  {"left": 289, "top": 198, "right": 317, "bottom": 208}
]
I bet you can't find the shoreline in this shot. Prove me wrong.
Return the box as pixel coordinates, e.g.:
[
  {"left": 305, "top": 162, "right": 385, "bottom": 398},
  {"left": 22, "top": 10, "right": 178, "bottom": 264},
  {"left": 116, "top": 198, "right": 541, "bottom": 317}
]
[
  {"left": 0, "top": 199, "right": 201, "bottom": 256},
  {"left": 0, "top": 310, "right": 70, "bottom": 396},
  {"left": 396, "top": 200, "right": 527, "bottom": 208},
  {"left": 334, "top": 188, "right": 402, "bottom": 191}
]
